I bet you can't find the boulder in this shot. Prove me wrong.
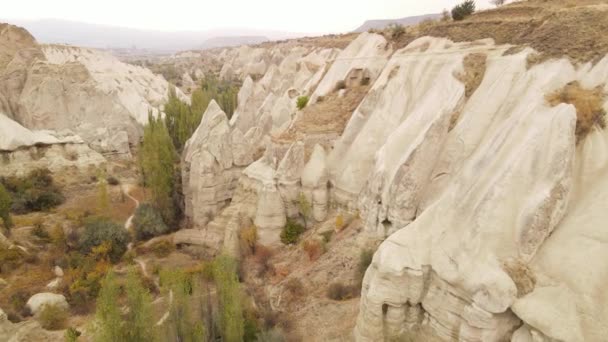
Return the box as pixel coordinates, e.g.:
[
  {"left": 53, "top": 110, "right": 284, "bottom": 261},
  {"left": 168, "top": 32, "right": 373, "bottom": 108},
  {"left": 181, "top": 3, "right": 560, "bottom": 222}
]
[{"left": 26, "top": 293, "right": 68, "bottom": 315}]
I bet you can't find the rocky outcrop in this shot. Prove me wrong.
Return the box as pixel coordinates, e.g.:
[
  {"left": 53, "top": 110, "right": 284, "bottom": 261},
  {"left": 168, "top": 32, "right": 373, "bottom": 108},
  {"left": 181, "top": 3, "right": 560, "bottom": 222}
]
[
  {"left": 0, "top": 23, "right": 181, "bottom": 155},
  {"left": 352, "top": 37, "right": 608, "bottom": 341},
  {"left": 0, "top": 113, "right": 104, "bottom": 176},
  {"left": 179, "top": 21, "right": 608, "bottom": 342}
]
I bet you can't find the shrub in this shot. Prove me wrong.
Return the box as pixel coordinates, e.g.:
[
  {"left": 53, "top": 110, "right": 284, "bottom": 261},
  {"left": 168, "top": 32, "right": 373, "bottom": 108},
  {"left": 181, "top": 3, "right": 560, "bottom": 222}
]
[
  {"left": 0, "top": 183, "right": 12, "bottom": 232},
  {"left": 280, "top": 219, "right": 305, "bottom": 245},
  {"left": 546, "top": 81, "right": 607, "bottom": 143},
  {"left": 239, "top": 225, "right": 258, "bottom": 256},
  {"left": 491, "top": 0, "right": 506, "bottom": 6},
  {"left": 302, "top": 239, "right": 324, "bottom": 261},
  {"left": 148, "top": 239, "right": 175, "bottom": 258},
  {"left": 106, "top": 176, "right": 120, "bottom": 186},
  {"left": 285, "top": 278, "right": 304, "bottom": 298},
  {"left": 132, "top": 203, "right": 170, "bottom": 241},
  {"left": 80, "top": 217, "right": 130, "bottom": 263},
  {"left": 0, "top": 245, "right": 25, "bottom": 273},
  {"left": 320, "top": 230, "right": 333, "bottom": 244},
  {"left": 37, "top": 303, "right": 68, "bottom": 330},
  {"left": 254, "top": 245, "right": 274, "bottom": 276},
  {"left": 296, "top": 96, "right": 309, "bottom": 110},
  {"left": 451, "top": 0, "right": 476, "bottom": 21},
  {"left": 357, "top": 249, "right": 374, "bottom": 286},
  {"left": 31, "top": 220, "right": 50, "bottom": 242},
  {"left": 388, "top": 23, "right": 405, "bottom": 38},
  {"left": 335, "top": 214, "right": 345, "bottom": 230},
  {"left": 65, "top": 327, "right": 81, "bottom": 342},
  {"left": 1, "top": 168, "right": 64, "bottom": 214},
  {"left": 327, "top": 282, "right": 356, "bottom": 301}
]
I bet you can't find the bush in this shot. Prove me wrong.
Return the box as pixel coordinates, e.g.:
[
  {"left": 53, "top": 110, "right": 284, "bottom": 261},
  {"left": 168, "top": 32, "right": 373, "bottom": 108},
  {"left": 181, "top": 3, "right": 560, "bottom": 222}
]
[
  {"left": 357, "top": 249, "right": 374, "bottom": 286},
  {"left": 302, "top": 239, "right": 324, "bottom": 261},
  {"left": 37, "top": 303, "right": 68, "bottom": 330},
  {"left": 132, "top": 203, "right": 170, "bottom": 241},
  {"left": 106, "top": 176, "right": 120, "bottom": 186},
  {"left": 0, "top": 245, "right": 25, "bottom": 273},
  {"left": 65, "top": 327, "right": 81, "bottom": 342},
  {"left": 388, "top": 23, "right": 405, "bottom": 38},
  {"left": 239, "top": 225, "right": 258, "bottom": 256},
  {"left": 0, "top": 168, "right": 64, "bottom": 214},
  {"left": 327, "top": 282, "right": 356, "bottom": 301},
  {"left": 285, "top": 278, "right": 304, "bottom": 298},
  {"left": 148, "top": 240, "right": 175, "bottom": 258},
  {"left": 0, "top": 183, "right": 12, "bottom": 232},
  {"left": 296, "top": 96, "right": 309, "bottom": 110},
  {"left": 451, "top": 0, "right": 475, "bottom": 21},
  {"left": 80, "top": 217, "right": 130, "bottom": 263},
  {"left": 254, "top": 245, "right": 274, "bottom": 276},
  {"left": 31, "top": 220, "right": 50, "bottom": 242},
  {"left": 280, "top": 219, "right": 305, "bottom": 245}
]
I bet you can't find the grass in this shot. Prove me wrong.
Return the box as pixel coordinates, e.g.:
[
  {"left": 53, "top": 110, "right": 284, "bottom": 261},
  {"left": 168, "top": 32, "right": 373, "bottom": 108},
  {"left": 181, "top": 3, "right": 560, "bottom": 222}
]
[{"left": 546, "top": 81, "right": 607, "bottom": 143}]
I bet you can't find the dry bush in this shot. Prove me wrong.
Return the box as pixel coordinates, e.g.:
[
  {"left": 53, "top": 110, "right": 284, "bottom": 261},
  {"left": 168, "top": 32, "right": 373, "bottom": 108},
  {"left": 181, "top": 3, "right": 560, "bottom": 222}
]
[
  {"left": 327, "top": 282, "right": 356, "bottom": 301},
  {"left": 546, "top": 81, "right": 607, "bottom": 143},
  {"left": 254, "top": 245, "right": 274, "bottom": 276},
  {"left": 239, "top": 225, "right": 258, "bottom": 256},
  {"left": 37, "top": 303, "right": 68, "bottom": 330},
  {"left": 284, "top": 278, "right": 305, "bottom": 298},
  {"left": 148, "top": 239, "right": 176, "bottom": 258},
  {"left": 335, "top": 214, "right": 345, "bottom": 231},
  {"left": 302, "top": 239, "right": 324, "bottom": 261}
]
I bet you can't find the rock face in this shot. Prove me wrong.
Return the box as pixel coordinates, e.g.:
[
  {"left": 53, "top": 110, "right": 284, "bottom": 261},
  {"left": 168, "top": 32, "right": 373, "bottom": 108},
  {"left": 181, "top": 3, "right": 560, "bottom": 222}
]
[
  {"left": 0, "top": 23, "right": 181, "bottom": 155},
  {"left": 0, "top": 113, "right": 105, "bottom": 176},
  {"left": 182, "top": 29, "right": 608, "bottom": 341},
  {"left": 352, "top": 38, "right": 608, "bottom": 341}
]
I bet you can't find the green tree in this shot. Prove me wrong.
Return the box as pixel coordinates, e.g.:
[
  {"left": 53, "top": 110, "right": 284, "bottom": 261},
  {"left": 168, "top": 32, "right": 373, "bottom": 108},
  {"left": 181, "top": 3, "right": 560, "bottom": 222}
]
[
  {"left": 132, "top": 203, "right": 170, "bottom": 241},
  {"left": 452, "top": 0, "right": 475, "bottom": 21},
  {"left": 159, "top": 269, "right": 207, "bottom": 342},
  {"left": 213, "top": 255, "right": 244, "bottom": 342},
  {"left": 95, "top": 271, "right": 123, "bottom": 342},
  {"left": 140, "top": 113, "right": 179, "bottom": 227},
  {"left": 124, "top": 270, "right": 154, "bottom": 342},
  {"left": 0, "top": 183, "right": 13, "bottom": 233}
]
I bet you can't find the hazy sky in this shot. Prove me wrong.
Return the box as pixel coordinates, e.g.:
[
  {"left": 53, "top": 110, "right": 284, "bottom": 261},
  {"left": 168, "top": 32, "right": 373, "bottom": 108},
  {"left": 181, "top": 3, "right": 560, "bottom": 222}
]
[{"left": 5, "top": 0, "right": 494, "bottom": 33}]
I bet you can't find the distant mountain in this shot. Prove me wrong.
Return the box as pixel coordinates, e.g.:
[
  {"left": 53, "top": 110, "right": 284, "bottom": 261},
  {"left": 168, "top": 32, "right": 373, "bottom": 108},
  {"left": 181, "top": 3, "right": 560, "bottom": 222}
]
[
  {"left": 2, "top": 18, "right": 303, "bottom": 53},
  {"left": 200, "top": 36, "right": 269, "bottom": 49},
  {"left": 354, "top": 13, "right": 441, "bottom": 32}
]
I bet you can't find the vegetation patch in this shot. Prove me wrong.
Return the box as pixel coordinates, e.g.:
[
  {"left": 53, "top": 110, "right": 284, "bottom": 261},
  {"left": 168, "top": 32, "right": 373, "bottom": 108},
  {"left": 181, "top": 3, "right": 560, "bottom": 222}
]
[
  {"left": 37, "top": 303, "right": 68, "bottom": 330},
  {"left": 132, "top": 203, "right": 170, "bottom": 241},
  {"left": 280, "top": 219, "right": 306, "bottom": 245},
  {"left": 0, "top": 168, "right": 65, "bottom": 214},
  {"left": 546, "top": 81, "right": 607, "bottom": 143},
  {"left": 296, "top": 95, "right": 309, "bottom": 110},
  {"left": 79, "top": 217, "right": 130, "bottom": 263}
]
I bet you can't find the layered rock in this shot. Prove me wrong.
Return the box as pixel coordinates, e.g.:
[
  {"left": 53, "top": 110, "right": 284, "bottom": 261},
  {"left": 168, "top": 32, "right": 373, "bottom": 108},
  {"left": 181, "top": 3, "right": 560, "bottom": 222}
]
[{"left": 0, "top": 113, "right": 104, "bottom": 176}]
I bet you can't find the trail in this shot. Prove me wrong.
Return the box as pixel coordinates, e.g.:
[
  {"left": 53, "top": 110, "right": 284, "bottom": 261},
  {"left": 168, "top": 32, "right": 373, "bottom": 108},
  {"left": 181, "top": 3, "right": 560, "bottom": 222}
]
[{"left": 122, "top": 183, "right": 140, "bottom": 231}]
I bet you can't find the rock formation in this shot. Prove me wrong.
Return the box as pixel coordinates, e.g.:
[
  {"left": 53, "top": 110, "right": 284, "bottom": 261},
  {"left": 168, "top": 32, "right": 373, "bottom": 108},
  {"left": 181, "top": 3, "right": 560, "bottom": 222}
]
[
  {"left": 0, "top": 23, "right": 181, "bottom": 156},
  {"left": 0, "top": 113, "right": 104, "bottom": 176},
  {"left": 181, "top": 23, "right": 608, "bottom": 341}
]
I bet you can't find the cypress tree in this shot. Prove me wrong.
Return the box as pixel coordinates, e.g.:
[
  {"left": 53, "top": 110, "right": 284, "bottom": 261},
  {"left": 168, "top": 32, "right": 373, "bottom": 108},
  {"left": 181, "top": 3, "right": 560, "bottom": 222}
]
[
  {"left": 95, "top": 271, "right": 123, "bottom": 342},
  {"left": 213, "top": 255, "right": 244, "bottom": 342}
]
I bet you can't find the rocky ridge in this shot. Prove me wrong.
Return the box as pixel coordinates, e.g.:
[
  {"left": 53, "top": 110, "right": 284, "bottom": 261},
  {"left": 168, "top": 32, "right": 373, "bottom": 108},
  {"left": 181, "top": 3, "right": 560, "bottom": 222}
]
[{"left": 178, "top": 1, "right": 608, "bottom": 341}]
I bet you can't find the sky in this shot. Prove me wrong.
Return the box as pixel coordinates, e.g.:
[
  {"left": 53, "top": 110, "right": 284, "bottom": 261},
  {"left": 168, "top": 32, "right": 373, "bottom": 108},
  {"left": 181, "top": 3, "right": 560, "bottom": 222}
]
[{"left": 4, "top": 0, "right": 495, "bottom": 34}]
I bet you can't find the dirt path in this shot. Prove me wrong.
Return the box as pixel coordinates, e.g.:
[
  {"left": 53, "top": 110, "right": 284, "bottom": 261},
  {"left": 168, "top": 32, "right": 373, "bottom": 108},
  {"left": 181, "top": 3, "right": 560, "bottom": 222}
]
[{"left": 122, "top": 183, "right": 140, "bottom": 231}]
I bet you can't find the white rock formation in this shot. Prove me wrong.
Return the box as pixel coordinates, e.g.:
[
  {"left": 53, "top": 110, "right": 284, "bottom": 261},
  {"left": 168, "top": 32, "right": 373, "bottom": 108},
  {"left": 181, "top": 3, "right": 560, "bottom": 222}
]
[
  {"left": 26, "top": 293, "right": 68, "bottom": 315},
  {"left": 0, "top": 113, "right": 105, "bottom": 176},
  {"left": 301, "top": 144, "right": 329, "bottom": 222},
  {"left": 352, "top": 37, "right": 608, "bottom": 341},
  {"left": 0, "top": 23, "right": 182, "bottom": 155}
]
